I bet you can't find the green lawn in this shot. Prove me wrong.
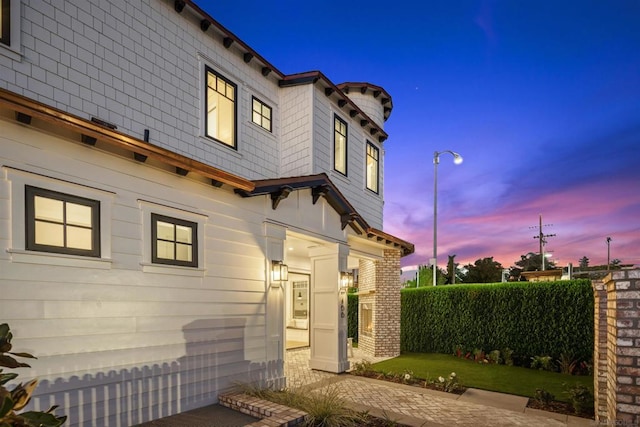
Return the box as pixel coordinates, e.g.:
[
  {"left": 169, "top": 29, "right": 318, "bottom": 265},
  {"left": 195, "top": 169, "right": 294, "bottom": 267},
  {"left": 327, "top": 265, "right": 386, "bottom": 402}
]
[{"left": 372, "top": 353, "right": 592, "bottom": 403}]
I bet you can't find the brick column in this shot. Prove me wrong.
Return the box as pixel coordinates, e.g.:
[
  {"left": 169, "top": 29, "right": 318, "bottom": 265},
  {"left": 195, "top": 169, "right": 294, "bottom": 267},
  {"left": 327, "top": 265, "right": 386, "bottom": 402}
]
[
  {"left": 605, "top": 269, "right": 640, "bottom": 424},
  {"left": 373, "top": 249, "right": 401, "bottom": 357},
  {"left": 357, "top": 249, "right": 402, "bottom": 358},
  {"left": 592, "top": 279, "right": 607, "bottom": 422}
]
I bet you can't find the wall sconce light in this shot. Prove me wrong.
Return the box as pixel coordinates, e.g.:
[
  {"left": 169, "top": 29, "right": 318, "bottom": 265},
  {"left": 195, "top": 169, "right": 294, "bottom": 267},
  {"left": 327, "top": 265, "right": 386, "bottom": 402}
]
[
  {"left": 340, "top": 271, "right": 354, "bottom": 289},
  {"left": 271, "top": 260, "right": 289, "bottom": 283}
]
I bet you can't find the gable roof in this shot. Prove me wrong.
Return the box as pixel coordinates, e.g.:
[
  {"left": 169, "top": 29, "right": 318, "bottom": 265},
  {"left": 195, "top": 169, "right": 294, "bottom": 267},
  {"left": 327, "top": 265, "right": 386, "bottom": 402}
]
[{"left": 235, "top": 173, "right": 414, "bottom": 256}]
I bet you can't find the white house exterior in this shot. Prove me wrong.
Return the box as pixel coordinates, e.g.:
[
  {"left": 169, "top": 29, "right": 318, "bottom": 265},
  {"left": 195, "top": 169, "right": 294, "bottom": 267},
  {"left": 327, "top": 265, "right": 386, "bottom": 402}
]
[{"left": 0, "top": 0, "right": 413, "bottom": 425}]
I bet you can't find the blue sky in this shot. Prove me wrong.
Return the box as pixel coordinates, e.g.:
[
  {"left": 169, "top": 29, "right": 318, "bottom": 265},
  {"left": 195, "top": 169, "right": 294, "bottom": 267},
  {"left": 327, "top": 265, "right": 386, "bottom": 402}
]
[{"left": 198, "top": 0, "right": 640, "bottom": 269}]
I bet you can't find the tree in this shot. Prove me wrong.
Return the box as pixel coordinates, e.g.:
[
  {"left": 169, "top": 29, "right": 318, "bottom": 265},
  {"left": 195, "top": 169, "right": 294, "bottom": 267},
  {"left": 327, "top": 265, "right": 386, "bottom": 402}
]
[
  {"left": 579, "top": 256, "right": 589, "bottom": 269},
  {"left": 404, "top": 264, "right": 447, "bottom": 287},
  {"left": 461, "top": 257, "right": 504, "bottom": 283},
  {"left": 446, "top": 254, "right": 461, "bottom": 284},
  {"left": 509, "top": 252, "right": 557, "bottom": 280}
]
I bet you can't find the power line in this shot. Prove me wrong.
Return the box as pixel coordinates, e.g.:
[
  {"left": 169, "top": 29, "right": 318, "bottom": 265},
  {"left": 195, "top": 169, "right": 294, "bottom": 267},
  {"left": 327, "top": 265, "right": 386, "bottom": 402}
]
[{"left": 530, "top": 214, "right": 556, "bottom": 270}]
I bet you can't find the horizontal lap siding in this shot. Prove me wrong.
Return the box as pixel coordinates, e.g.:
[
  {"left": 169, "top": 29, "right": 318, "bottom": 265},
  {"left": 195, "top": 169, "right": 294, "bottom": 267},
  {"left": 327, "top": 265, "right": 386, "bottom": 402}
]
[{"left": 0, "top": 120, "right": 271, "bottom": 425}]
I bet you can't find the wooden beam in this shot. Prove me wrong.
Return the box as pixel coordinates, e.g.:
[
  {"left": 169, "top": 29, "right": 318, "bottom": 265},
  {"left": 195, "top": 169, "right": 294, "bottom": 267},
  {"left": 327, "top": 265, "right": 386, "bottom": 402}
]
[
  {"left": 360, "top": 86, "right": 367, "bottom": 94},
  {"left": 338, "top": 99, "right": 347, "bottom": 108},
  {"left": 134, "top": 152, "right": 147, "bottom": 162},
  {"left": 262, "top": 67, "right": 272, "bottom": 77},
  {"left": 174, "top": 0, "right": 185, "bottom": 13},
  {"left": 271, "top": 186, "right": 293, "bottom": 210},
  {"left": 176, "top": 167, "right": 189, "bottom": 176},
  {"left": 81, "top": 134, "right": 96, "bottom": 146},
  {"left": 360, "top": 119, "right": 369, "bottom": 127},
  {"left": 349, "top": 110, "right": 358, "bottom": 118},
  {"left": 15, "top": 112, "right": 31, "bottom": 124},
  {"left": 312, "top": 185, "right": 329, "bottom": 204},
  {"left": 243, "top": 52, "right": 253, "bottom": 63},
  {"left": 223, "top": 37, "right": 234, "bottom": 48},
  {"left": 373, "top": 90, "right": 381, "bottom": 98},
  {"left": 200, "top": 19, "right": 211, "bottom": 31}
]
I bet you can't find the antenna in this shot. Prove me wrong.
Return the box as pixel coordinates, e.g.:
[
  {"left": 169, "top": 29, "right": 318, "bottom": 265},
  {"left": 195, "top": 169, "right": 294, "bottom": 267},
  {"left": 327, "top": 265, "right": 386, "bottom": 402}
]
[{"left": 530, "top": 214, "right": 556, "bottom": 270}]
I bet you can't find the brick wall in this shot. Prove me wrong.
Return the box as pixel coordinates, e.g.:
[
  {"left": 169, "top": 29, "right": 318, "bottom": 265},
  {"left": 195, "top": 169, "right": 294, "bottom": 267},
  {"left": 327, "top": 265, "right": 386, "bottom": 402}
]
[
  {"left": 358, "top": 258, "right": 376, "bottom": 356},
  {"left": 595, "top": 269, "right": 640, "bottom": 424}
]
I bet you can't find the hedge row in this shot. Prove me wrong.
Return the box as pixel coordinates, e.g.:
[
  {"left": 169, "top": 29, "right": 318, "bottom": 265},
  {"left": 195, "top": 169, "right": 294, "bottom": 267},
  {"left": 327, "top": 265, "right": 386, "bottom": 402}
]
[
  {"left": 400, "top": 280, "right": 594, "bottom": 361},
  {"left": 347, "top": 293, "right": 358, "bottom": 342}
]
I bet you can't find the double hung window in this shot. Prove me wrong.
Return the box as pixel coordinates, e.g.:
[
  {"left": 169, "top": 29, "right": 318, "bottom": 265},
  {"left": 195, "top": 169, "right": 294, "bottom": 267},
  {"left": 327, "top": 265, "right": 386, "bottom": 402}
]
[
  {"left": 252, "top": 97, "right": 272, "bottom": 132},
  {"left": 334, "top": 115, "right": 348, "bottom": 175},
  {"left": 366, "top": 142, "right": 379, "bottom": 193},
  {"left": 205, "top": 66, "right": 237, "bottom": 148}
]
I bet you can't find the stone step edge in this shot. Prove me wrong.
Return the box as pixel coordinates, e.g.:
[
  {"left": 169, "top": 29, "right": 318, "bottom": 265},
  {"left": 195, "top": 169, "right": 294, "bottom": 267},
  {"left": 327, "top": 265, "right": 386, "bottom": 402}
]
[{"left": 219, "top": 392, "right": 307, "bottom": 427}]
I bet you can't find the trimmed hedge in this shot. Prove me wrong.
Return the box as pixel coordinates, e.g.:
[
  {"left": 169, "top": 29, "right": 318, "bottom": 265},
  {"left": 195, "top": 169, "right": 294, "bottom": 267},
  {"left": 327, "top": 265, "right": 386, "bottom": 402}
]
[
  {"left": 400, "top": 280, "right": 593, "bottom": 362},
  {"left": 348, "top": 293, "right": 358, "bottom": 342}
]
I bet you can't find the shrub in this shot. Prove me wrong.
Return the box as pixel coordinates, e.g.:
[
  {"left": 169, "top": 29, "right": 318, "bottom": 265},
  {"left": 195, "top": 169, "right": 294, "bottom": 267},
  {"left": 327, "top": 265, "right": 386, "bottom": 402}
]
[
  {"left": 400, "top": 280, "right": 593, "bottom": 363},
  {"left": 533, "top": 388, "right": 555, "bottom": 406},
  {"left": 565, "top": 384, "right": 594, "bottom": 415},
  {"left": 531, "top": 355, "right": 554, "bottom": 371},
  {"left": 0, "top": 323, "right": 67, "bottom": 427},
  {"left": 347, "top": 293, "right": 358, "bottom": 343},
  {"left": 434, "top": 372, "right": 460, "bottom": 393},
  {"left": 487, "top": 350, "right": 501, "bottom": 364}
]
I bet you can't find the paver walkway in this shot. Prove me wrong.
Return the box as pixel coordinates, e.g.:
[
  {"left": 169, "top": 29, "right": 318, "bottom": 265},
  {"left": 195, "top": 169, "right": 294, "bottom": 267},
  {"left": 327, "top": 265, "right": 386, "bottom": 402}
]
[{"left": 286, "top": 347, "right": 594, "bottom": 427}]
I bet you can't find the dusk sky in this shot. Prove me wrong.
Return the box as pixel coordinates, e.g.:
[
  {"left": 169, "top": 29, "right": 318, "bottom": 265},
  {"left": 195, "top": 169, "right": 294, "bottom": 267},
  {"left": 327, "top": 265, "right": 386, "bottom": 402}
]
[{"left": 198, "top": 1, "right": 640, "bottom": 270}]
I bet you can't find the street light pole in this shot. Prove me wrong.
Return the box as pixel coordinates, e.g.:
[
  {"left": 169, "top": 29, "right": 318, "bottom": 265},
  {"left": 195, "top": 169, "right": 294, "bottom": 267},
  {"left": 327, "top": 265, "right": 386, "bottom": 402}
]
[
  {"left": 433, "top": 150, "right": 463, "bottom": 286},
  {"left": 606, "top": 237, "right": 612, "bottom": 271}
]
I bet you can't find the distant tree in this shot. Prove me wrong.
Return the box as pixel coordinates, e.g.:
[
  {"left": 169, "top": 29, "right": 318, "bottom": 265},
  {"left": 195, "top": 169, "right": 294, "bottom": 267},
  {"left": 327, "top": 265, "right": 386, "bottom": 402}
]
[
  {"left": 405, "top": 264, "right": 447, "bottom": 287},
  {"left": 461, "top": 257, "right": 503, "bottom": 283},
  {"left": 579, "top": 256, "right": 589, "bottom": 269},
  {"left": 446, "top": 254, "right": 461, "bottom": 284},
  {"left": 509, "top": 252, "right": 557, "bottom": 280},
  {"left": 610, "top": 258, "right": 622, "bottom": 268}
]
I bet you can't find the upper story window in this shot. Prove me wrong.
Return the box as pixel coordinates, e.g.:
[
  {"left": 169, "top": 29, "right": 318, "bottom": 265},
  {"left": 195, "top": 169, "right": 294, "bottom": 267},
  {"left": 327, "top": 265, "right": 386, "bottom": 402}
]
[
  {"left": 0, "top": 0, "right": 10, "bottom": 46},
  {"left": 366, "top": 141, "right": 379, "bottom": 193},
  {"left": 151, "top": 213, "right": 198, "bottom": 268},
  {"left": 25, "top": 186, "right": 101, "bottom": 257},
  {"left": 252, "top": 97, "right": 272, "bottom": 132},
  {"left": 334, "top": 115, "right": 348, "bottom": 176},
  {"left": 205, "top": 66, "right": 236, "bottom": 149}
]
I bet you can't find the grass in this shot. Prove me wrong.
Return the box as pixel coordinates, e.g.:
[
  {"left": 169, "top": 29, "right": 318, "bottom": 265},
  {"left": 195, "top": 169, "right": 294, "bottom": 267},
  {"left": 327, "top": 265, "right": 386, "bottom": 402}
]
[{"left": 372, "top": 353, "right": 593, "bottom": 403}]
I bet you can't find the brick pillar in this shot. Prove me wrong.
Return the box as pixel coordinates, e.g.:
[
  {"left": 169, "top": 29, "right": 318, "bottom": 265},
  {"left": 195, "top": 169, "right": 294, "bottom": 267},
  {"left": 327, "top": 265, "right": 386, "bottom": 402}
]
[
  {"left": 357, "top": 250, "right": 402, "bottom": 358},
  {"left": 373, "top": 249, "right": 401, "bottom": 357},
  {"left": 593, "top": 279, "right": 607, "bottom": 422},
  {"left": 605, "top": 269, "right": 640, "bottom": 424}
]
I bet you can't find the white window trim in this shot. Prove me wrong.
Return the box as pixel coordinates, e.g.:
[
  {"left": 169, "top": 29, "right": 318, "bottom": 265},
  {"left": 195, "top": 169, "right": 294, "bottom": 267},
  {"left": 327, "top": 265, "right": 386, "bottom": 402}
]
[
  {"left": 138, "top": 199, "right": 207, "bottom": 277},
  {"left": 0, "top": 0, "right": 22, "bottom": 61},
  {"left": 3, "top": 166, "right": 113, "bottom": 268}
]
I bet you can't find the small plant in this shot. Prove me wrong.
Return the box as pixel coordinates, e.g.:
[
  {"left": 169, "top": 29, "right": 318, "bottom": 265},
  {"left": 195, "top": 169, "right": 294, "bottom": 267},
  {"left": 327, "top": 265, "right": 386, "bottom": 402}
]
[
  {"left": 557, "top": 353, "right": 578, "bottom": 375},
  {"left": 533, "top": 388, "right": 555, "bottom": 406},
  {"left": 0, "top": 323, "right": 67, "bottom": 427},
  {"left": 530, "top": 355, "right": 554, "bottom": 371},
  {"left": 501, "top": 348, "right": 514, "bottom": 366},
  {"left": 565, "top": 384, "right": 594, "bottom": 415},
  {"left": 434, "top": 372, "right": 460, "bottom": 393},
  {"left": 453, "top": 344, "right": 464, "bottom": 358},
  {"left": 487, "top": 350, "right": 501, "bottom": 364},
  {"left": 472, "top": 348, "right": 486, "bottom": 363},
  {"left": 351, "top": 360, "right": 374, "bottom": 376},
  {"left": 401, "top": 370, "right": 414, "bottom": 384}
]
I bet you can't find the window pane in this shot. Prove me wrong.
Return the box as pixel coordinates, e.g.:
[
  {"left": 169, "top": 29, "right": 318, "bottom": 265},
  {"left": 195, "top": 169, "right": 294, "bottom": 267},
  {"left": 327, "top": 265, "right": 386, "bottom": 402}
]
[
  {"left": 176, "top": 243, "right": 192, "bottom": 262},
  {"left": 34, "top": 196, "right": 63, "bottom": 222},
  {"left": 157, "top": 240, "right": 174, "bottom": 260},
  {"left": 262, "top": 105, "right": 271, "bottom": 119},
  {"left": 218, "top": 96, "right": 234, "bottom": 145},
  {"left": 67, "top": 226, "right": 92, "bottom": 250},
  {"left": 176, "top": 225, "right": 192, "bottom": 244},
  {"left": 226, "top": 84, "right": 234, "bottom": 100},
  {"left": 35, "top": 221, "right": 64, "bottom": 247},
  {"left": 66, "top": 202, "right": 92, "bottom": 227},
  {"left": 264, "top": 118, "right": 271, "bottom": 131},
  {"left": 157, "top": 221, "right": 174, "bottom": 240},
  {"left": 253, "top": 111, "right": 261, "bottom": 124}
]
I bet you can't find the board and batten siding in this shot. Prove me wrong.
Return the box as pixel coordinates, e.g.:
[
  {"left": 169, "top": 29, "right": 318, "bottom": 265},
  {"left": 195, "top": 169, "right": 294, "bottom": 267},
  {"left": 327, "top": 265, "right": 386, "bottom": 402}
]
[{"left": 0, "top": 117, "right": 276, "bottom": 426}]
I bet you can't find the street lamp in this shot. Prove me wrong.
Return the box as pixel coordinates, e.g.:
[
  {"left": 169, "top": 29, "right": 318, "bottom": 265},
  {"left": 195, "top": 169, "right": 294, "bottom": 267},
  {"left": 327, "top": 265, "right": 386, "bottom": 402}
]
[
  {"left": 606, "top": 237, "right": 612, "bottom": 271},
  {"left": 433, "top": 150, "right": 463, "bottom": 286}
]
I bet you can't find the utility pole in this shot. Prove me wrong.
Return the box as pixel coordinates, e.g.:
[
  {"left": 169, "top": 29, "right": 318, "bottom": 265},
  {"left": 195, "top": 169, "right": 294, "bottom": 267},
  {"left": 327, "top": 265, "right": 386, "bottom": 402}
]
[{"left": 531, "top": 214, "right": 556, "bottom": 271}]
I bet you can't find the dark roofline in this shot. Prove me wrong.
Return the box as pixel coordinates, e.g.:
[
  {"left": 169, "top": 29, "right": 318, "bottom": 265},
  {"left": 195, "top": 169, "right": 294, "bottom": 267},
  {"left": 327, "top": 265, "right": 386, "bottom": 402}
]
[
  {"left": 280, "top": 72, "right": 389, "bottom": 143},
  {"left": 235, "top": 173, "right": 414, "bottom": 256},
  {"left": 336, "top": 82, "right": 393, "bottom": 121}
]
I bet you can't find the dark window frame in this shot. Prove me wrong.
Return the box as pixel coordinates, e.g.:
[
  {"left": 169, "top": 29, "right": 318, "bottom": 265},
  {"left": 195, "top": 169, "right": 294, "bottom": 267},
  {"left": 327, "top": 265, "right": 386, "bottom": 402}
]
[
  {"left": 366, "top": 141, "right": 380, "bottom": 194},
  {"left": 333, "top": 114, "right": 348, "bottom": 176},
  {"left": 204, "top": 65, "right": 238, "bottom": 149},
  {"left": 0, "top": 0, "right": 10, "bottom": 46},
  {"left": 251, "top": 96, "right": 272, "bottom": 132},
  {"left": 151, "top": 213, "right": 198, "bottom": 268},
  {"left": 25, "top": 185, "right": 101, "bottom": 257}
]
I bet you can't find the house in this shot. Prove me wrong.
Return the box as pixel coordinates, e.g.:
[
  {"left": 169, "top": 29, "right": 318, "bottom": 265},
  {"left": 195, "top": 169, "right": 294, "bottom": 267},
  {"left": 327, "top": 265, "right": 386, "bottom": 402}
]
[{"left": 0, "top": 0, "right": 413, "bottom": 425}]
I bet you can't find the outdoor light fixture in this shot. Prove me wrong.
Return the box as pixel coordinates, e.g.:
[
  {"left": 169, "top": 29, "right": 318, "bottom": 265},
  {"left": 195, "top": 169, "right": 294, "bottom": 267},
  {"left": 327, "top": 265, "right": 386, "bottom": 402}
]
[
  {"left": 271, "top": 260, "right": 289, "bottom": 283},
  {"left": 340, "top": 271, "right": 354, "bottom": 289},
  {"left": 432, "top": 150, "right": 463, "bottom": 286}
]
